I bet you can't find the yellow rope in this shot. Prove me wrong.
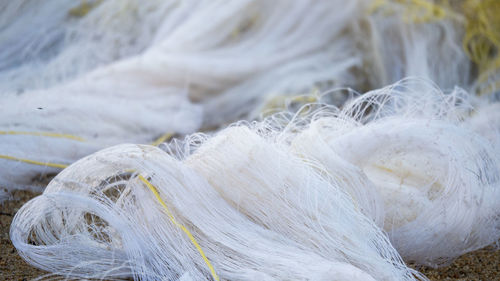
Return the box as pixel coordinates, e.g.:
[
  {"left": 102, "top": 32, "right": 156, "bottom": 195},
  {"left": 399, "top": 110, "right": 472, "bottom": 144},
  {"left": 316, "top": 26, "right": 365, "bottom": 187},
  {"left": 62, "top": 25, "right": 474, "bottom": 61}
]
[
  {"left": 68, "top": 0, "right": 103, "bottom": 18},
  {"left": 0, "top": 130, "right": 174, "bottom": 169},
  {"left": 0, "top": 155, "right": 69, "bottom": 169},
  {"left": 462, "top": 0, "right": 500, "bottom": 94},
  {"left": 369, "top": 0, "right": 448, "bottom": 23},
  {"left": 0, "top": 131, "right": 85, "bottom": 141},
  {"left": 0, "top": 131, "right": 81, "bottom": 169},
  {"left": 400, "top": 0, "right": 447, "bottom": 23},
  {"left": 151, "top": 133, "right": 173, "bottom": 147},
  {"left": 261, "top": 90, "right": 319, "bottom": 114},
  {"left": 138, "top": 175, "right": 220, "bottom": 281},
  {"left": 462, "top": 0, "right": 500, "bottom": 66}
]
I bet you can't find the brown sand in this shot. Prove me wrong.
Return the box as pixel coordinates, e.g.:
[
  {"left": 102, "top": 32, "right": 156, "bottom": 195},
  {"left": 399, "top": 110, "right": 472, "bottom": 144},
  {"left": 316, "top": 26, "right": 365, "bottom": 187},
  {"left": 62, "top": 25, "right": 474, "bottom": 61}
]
[{"left": 1, "top": 190, "right": 498, "bottom": 280}]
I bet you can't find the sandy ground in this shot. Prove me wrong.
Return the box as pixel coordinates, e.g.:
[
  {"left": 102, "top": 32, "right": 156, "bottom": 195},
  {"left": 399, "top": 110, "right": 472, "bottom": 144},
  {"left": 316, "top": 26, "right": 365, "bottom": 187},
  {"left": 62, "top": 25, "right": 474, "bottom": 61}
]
[{"left": 1, "top": 190, "right": 499, "bottom": 281}]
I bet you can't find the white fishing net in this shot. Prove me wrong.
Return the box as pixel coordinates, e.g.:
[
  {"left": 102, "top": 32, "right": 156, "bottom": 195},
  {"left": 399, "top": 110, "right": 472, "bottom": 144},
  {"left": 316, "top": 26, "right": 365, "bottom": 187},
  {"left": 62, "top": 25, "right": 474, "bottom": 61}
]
[{"left": 2, "top": 1, "right": 500, "bottom": 279}]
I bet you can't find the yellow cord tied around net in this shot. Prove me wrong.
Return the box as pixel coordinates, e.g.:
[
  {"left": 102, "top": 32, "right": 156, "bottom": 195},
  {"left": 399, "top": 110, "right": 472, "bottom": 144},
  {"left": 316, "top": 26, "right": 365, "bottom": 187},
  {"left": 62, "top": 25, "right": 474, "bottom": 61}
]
[
  {"left": 0, "top": 130, "right": 85, "bottom": 141},
  {"left": 137, "top": 175, "right": 220, "bottom": 281},
  {"left": 462, "top": 0, "right": 500, "bottom": 94},
  {"left": 0, "top": 130, "right": 172, "bottom": 169},
  {"left": 0, "top": 130, "right": 84, "bottom": 169},
  {"left": 260, "top": 87, "right": 320, "bottom": 116},
  {"left": 68, "top": 0, "right": 103, "bottom": 18},
  {"left": 370, "top": 0, "right": 449, "bottom": 23}
]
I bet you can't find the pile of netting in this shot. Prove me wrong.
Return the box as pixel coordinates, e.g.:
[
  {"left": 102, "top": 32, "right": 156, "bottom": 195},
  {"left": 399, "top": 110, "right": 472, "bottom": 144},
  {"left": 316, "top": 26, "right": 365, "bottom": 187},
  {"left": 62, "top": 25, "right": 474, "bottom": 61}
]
[
  {"left": 2, "top": 0, "right": 500, "bottom": 280},
  {"left": 2, "top": 0, "right": 500, "bottom": 193},
  {"left": 9, "top": 79, "right": 500, "bottom": 280}
]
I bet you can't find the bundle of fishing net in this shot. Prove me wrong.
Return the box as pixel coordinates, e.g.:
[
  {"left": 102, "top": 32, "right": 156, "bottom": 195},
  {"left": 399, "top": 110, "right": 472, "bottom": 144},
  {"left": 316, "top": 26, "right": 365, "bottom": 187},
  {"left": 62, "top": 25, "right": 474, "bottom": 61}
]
[
  {"left": 363, "top": 0, "right": 500, "bottom": 97},
  {"left": 0, "top": 78, "right": 201, "bottom": 191},
  {"left": 0, "top": 0, "right": 369, "bottom": 115},
  {"left": 0, "top": 0, "right": 200, "bottom": 193},
  {"left": 289, "top": 79, "right": 500, "bottom": 266},
  {"left": 10, "top": 77, "right": 499, "bottom": 278},
  {"left": 10, "top": 142, "right": 423, "bottom": 280},
  {"left": 183, "top": 126, "right": 421, "bottom": 279},
  {"left": 0, "top": 0, "right": 368, "bottom": 197},
  {"left": 0, "top": 0, "right": 172, "bottom": 92},
  {"left": 361, "top": 0, "right": 471, "bottom": 90}
]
